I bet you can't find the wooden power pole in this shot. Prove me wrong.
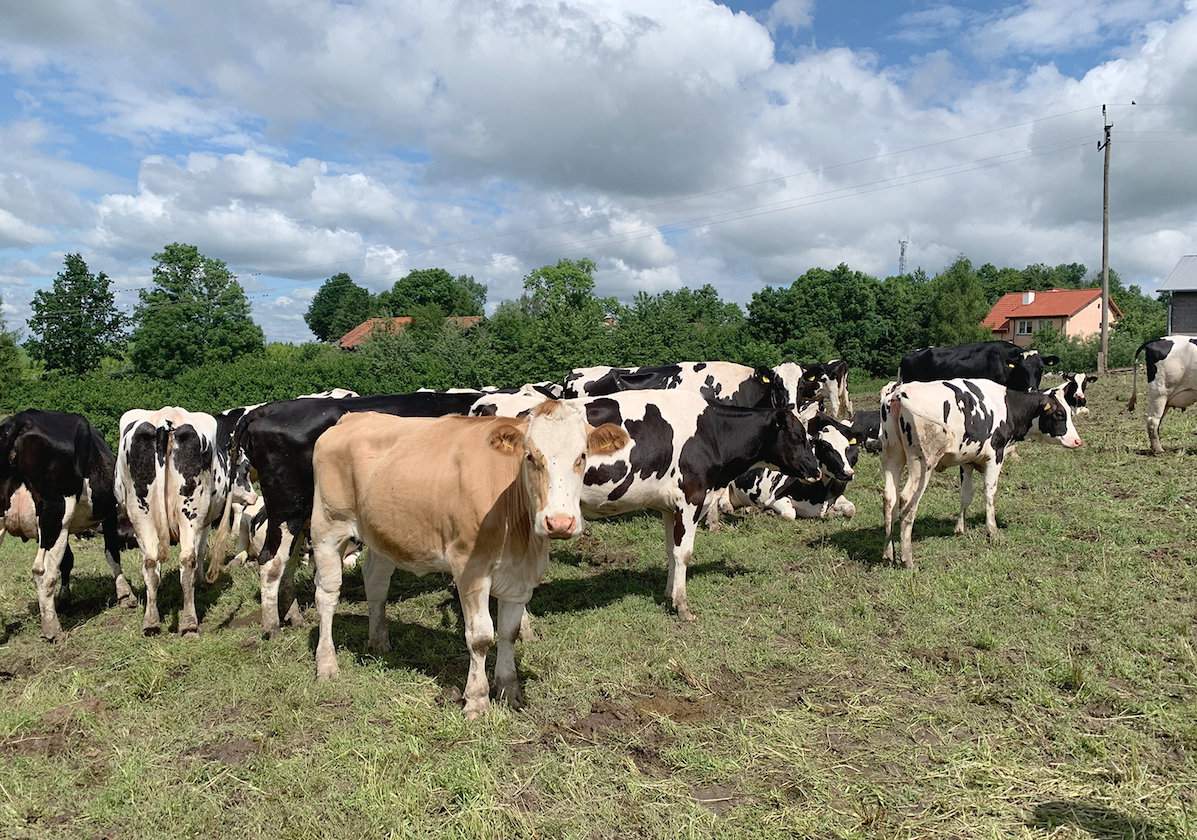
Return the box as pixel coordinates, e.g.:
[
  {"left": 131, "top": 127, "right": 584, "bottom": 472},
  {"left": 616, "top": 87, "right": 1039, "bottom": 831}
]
[{"left": 1098, "top": 104, "right": 1112, "bottom": 374}]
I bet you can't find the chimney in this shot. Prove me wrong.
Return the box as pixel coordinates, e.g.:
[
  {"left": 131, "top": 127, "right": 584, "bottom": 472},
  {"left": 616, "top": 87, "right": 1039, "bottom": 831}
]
[{"left": 1022, "top": 290, "right": 1035, "bottom": 305}]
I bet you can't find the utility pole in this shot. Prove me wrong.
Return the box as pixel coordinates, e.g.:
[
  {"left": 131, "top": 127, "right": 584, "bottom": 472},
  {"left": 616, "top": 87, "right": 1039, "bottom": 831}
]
[
  {"left": 1098, "top": 104, "right": 1112, "bottom": 375},
  {"left": 898, "top": 238, "right": 909, "bottom": 275}
]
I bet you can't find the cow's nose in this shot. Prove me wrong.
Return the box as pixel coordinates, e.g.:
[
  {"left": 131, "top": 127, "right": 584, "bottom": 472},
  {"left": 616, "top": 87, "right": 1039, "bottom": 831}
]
[{"left": 545, "top": 514, "right": 577, "bottom": 538}]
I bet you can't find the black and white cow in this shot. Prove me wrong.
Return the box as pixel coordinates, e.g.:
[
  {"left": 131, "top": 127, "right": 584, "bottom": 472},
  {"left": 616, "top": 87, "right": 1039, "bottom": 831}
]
[
  {"left": 849, "top": 409, "right": 882, "bottom": 454},
  {"left": 899, "top": 341, "right": 1059, "bottom": 391},
  {"left": 722, "top": 411, "right": 859, "bottom": 520},
  {"left": 563, "top": 361, "right": 816, "bottom": 409},
  {"left": 116, "top": 407, "right": 258, "bottom": 635},
  {"left": 1046, "top": 372, "right": 1097, "bottom": 418},
  {"left": 0, "top": 410, "right": 136, "bottom": 641},
  {"left": 801, "top": 359, "right": 854, "bottom": 420},
  {"left": 1127, "top": 336, "right": 1197, "bottom": 454},
  {"left": 206, "top": 391, "right": 482, "bottom": 637},
  {"left": 879, "top": 379, "right": 1082, "bottom": 569},
  {"left": 471, "top": 390, "right": 822, "bottom": 620}
]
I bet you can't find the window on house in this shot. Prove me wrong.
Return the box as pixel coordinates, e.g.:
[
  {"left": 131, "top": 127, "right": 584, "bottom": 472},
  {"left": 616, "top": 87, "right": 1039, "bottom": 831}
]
[{"left": 1016, "top": 319, "right": 1033, "bottom": 335}]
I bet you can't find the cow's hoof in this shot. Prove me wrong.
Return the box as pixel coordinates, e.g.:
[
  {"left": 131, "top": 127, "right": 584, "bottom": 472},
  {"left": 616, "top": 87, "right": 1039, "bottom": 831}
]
[
  {"left": 178, "top": 618, "right": 199, "bottom": 637},
  {"left": 497, "top": 683, "right": 525, "bottom": 710},
  {"left": 283, "top": 603, "right": 306, "bottom": 628},
  {"left": 40, "top": 626, "right": 65, "bottom": 643},
  {"left": 315, "top": 660, "right": 339, "bottom": 681},
  {"left": 118, "top": 594, "right": 139, "bottom": 609},
  {"left": 675, "top": 604, "right": 697, "bottom": 623},
  {"left": 142, "top": 623, "right": 161, "bottom": 637},
  {"left": 464, "top": 698, "right": 489, "bottom": 720},
  {"left": 954, "top": 522, "right": 966, "bottom": 536},
  {"left": 262, "top": 626, "right": 282, "bottom": 641}
]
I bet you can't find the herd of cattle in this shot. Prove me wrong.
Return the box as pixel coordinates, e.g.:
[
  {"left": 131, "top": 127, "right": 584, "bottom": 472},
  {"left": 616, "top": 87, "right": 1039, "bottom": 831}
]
[{"left": 0, "top": 335, "right": 1190, "bottom": 717}]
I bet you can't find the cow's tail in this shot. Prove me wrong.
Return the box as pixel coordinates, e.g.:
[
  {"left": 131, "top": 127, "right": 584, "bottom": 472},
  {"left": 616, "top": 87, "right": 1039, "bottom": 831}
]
[
  {"left": 1127, "top": 339, "right": 1152, "bottom": 413},
  {"left": 206, "top": 421, "right": 243, "bottom": 583},
  {"left": 151, "top": 423, "right": 173, "bottom": 566}
]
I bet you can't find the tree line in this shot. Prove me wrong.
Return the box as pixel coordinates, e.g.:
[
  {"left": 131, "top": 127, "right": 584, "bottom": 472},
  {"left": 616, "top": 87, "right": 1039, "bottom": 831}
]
[{"left": 0, "top": 244, "right": 1166, "bottom": 444}]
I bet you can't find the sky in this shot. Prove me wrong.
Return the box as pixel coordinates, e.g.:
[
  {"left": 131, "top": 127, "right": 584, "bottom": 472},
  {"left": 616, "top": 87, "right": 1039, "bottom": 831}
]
[{"left": 1, "top": 0, "right": 1195, "bottom": 343}]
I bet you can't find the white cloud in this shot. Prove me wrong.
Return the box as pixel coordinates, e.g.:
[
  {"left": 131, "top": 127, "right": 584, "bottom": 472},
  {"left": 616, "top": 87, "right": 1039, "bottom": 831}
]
[{"left": 765, "top": 0, "right": 814, "bottom": 34}]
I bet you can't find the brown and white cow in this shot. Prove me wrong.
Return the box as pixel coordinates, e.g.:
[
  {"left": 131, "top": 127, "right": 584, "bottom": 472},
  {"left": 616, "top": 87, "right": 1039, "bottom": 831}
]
[{"left": 309, "top": 403, "right": 627, "bottom": 718}]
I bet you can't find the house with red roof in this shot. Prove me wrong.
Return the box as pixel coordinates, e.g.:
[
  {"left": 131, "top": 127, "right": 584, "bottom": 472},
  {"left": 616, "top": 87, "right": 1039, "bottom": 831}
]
[
  {"left": 982, "top": 288, "right": 1121, "bottom": 347},
  {"left": 338, "top": 315, "right": 483, "bottom": 349}
]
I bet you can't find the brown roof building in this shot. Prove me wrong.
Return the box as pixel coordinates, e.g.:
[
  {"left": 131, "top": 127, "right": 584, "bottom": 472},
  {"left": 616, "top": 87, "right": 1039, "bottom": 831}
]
[
  {"left": 338, "top": 315, "right": 483, "bottom": 349},
  {"left": 982, "top": 288, "right": 1121, "bottom": 347}
]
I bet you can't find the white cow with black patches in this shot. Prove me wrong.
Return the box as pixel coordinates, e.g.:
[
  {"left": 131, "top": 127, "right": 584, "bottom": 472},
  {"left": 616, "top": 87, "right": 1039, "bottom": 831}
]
[
  {"left": 117, "top": 407, "right": 257, "bottom": 635},
  {"left": 472, "top": 390, "right": 821, "bottom": 620},
  {"left": 1127, "top": 336, "right": 1197, "bottom": 454},
  {"left": 879, "top": 378, "right": 1082, "bottom": 569},
  {"left": 724, "top": 412, "right": 860, "bottom": 520},
  {"left": 563, "top": 361, "right": 818, "bottom": 409}
]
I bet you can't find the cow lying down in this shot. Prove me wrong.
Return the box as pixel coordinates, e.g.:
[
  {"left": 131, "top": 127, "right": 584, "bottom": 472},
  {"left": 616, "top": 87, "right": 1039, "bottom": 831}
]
[
  {"left": 309, "top": 404, "right": 627, "bottom": 718},
  {"left": 880, "top": 379, "right": 1082, "bottom": 569},
  {"left": 721, "top": 412, "right": 859, "bottom": 520}
]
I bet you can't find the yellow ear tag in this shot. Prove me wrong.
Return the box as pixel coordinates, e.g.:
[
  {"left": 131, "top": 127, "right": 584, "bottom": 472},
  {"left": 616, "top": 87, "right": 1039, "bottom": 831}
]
[
  {"left": 761, "top": 376, "right": 770, "bottom": 382},
  {"left": 1042, "top": 402, "right": 1052, "bottom": 411},
  {"left": 849, "top": 438, "right": 857, "bottom": 444},
  {"left": 1007, "top": 363, "right": 1016, "bottom": 368}
]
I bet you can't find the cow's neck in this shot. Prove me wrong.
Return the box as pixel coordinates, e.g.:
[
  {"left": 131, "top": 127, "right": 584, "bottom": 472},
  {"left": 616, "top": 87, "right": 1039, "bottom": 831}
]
[
  {"left": 704, "top": 408, "right": 778, "bottom": 488},
  {"left": 1003, "top": 391, "right": 1045, "bottom": 441}
]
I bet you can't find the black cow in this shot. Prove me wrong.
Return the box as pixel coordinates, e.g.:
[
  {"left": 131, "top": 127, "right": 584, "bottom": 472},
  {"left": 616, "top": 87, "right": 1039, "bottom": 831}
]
[
  {"left": 0, "top": 410, "right": 136, "bottom": 641},
  {"left": 207, "top": 391, "right": 481, "bottom": 637},
  {"left": 849, "top": 409, "right": 882, "bottom": 454},
  {"left": 899, "top": 341, "right": 1059, "bottom": 391}
]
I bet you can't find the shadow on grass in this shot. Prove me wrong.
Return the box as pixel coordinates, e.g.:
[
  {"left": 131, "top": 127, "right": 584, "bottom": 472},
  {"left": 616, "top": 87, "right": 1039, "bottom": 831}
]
[
  {"left": 1029, "top": 800, "right": 1160, "bottom": 839},
  {"left": 827, "top": 517, "right": 965, "bottom": 567},
  {"left": 314, "top": 613, "right": 473, "bottom": 689}
]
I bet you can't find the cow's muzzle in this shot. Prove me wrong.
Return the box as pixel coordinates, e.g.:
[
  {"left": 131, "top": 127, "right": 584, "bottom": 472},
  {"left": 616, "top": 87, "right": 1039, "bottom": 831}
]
[{"left": 544, "top": 514, "right": 579, "bottom": 539}]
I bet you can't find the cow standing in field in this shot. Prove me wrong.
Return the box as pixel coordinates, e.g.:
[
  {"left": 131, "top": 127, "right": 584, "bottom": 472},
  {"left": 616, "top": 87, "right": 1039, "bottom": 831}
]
[
  {"left": 899, "top": 341, "right": 1059, "bottom": 391},
  {"left": 471, "top": 390, "right": 821, "bottom": 620},
  {"left": 722, "top": 412, "right": 859, "bottom": 520},
  {"left": 879, "top": 379, "right": 1082, "bottom": 569},
  {"left": 310, "top": 404, "right": 628, "bottom": 717},
  {"left": 1127, "top": 336, "right": 1197, "bottom": 454},
  {"left": 116, "top": 407, "right": 258, "bottom": 635},
  {"left": 801, "top": 360, "right": 854, "bottom": 420},
  {"left": 0, "top": 410, "right": 136, "bottom": 641},
  {"left": 206, "top": 391, "right": 481, "bottom": 637}
]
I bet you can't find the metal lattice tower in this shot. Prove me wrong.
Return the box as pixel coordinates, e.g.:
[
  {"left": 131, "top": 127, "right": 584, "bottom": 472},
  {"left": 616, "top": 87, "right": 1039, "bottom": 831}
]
[{"left": 898, "top": 238, "right": 909, "bottom": 275}]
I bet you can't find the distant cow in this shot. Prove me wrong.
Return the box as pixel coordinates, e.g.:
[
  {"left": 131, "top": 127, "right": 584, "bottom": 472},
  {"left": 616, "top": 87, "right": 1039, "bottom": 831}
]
[
  {"left": 1127, "top": 336, "right": 1197, "bottom": 454},
  {"left": 206, "top": 391, "right": 481, "bottom": 637},
  {"left": 116, "top": 407, "right": 257, "bottom": 635},
  {"left": 1047, "top": 372, "right": 1096, "bottom": 418},
  {"left": 849, "top": 409, "right": 882, "bottom": 454},
  {"left": 310, "top": 405, "right": 627, "bottom": 717},
  {"left": 472, "top": 390, "right": 821, "bottom": 620},
  {"left": 899, "top": 341, "right": 1059, "bottom": 391},
  {"left": 0, "top": 410, "right": 135, "bottom": 641},
  {"left": 879, "top": 379, "right": 1082, "bottom": 568},
  {"left": 722, "top": 412, "right": 859, "bottom": 520},
  {"left": 801, "top": 359, "right": 853, "bottom": 419},
  {"left": 563, "top": 361, "right": 816, "bottom": 408}
]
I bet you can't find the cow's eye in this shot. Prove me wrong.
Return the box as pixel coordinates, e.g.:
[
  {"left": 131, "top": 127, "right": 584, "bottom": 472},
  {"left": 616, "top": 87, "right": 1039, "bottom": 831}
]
[{"left": 574, "top": 454, "right": 586, "bottom": 469}]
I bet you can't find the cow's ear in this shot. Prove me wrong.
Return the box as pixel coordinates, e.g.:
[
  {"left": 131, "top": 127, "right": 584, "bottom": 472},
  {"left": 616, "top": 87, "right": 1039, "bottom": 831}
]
[
  {"left": 488, "top": 424, "right": 525, "bottom": 455},
  {"left": 586, "top": 423, "right": 628, "bottom": 455},
  {"left": 1086, "top": 375, "right": 1098, "bottom": 384},
  {"left": 1042, "top": 355, "right": 1060, "bottom": 366}
]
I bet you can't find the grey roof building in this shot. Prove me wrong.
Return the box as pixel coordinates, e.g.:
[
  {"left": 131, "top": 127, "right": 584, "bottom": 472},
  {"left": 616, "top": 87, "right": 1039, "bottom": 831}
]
[{"left": 1159, "top": 255, "right": 1197, "bottom": 333}]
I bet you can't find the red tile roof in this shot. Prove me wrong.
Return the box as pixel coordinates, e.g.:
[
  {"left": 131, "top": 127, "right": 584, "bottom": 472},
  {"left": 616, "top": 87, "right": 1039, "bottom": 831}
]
[
  {"left": 983, "top": 288, "right": 1121, "bottom": 333},
  {"left": 338, "top": 315, "right": 483, "bottom": 349}
]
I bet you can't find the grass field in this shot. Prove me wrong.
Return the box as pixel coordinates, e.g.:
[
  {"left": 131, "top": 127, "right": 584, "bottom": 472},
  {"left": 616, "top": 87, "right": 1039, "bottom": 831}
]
[{"left": 0, "top": 372, "right": 1193, "bottom": 839}]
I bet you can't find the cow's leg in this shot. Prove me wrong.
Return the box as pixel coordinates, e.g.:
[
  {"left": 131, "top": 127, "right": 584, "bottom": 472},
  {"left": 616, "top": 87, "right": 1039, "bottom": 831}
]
[
  {"left": 281, "top": 525, "right": 308, "bottom": 628},
  {"left": 955, "top": 465, "right": 975, "bottom": 535},
  {"left": 772, "top": 498, "right": 797, "bottom": 520},
  {"left": 663, "top": 506, "right": 698, "bottom": 621},
  {"left": 880, "top": 453, "right": 902, "bottom": 563},
  {"left": 458, "top": 580, "right": 495, "bottom": 720},
  {"left": 1146, "top": 390, "right": 1169, "bottom": 455},
  {"left": 101, "top": 516, "right": 136, "bottom": 608},
  {"left": 259, "top": 520, "right": 300, "bottom": 638},
  {"left": 56, "top": 544, "right": 75, "bottom": 609},
  {"left": 32, "top": 495, "right": 74, "bottom": 642},
  {"left": 176, "top": 521, "right": 204, "bottom": 636},
  {"left": 312, "top": 525, "right": 344, "bottom": 680},
  {"left": 362, "top": 551, "right": 394, "bottom": 655},
  {"left": 494, "top": 599, "right": 527, "bottom": 710},
  {"left": 704, "top": 489, "right": 725, "bottom": 531},
  {"left": 982, "top": 461, "right": 1004, "bottom": 540},
  {"left": 898, "top": 460, "right": 933, "bottom": 570}
]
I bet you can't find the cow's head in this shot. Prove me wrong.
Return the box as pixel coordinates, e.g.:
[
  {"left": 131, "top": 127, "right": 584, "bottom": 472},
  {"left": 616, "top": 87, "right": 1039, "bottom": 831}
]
[
  {"left": 1007, "top": 349, "right": 1060, "bottom": 391},
  {"left": 807, "top": 413, "right": 858, "bottom": 482},
  {"left": 1028, "top": 393, "right": 1083, "bottom": 448},
  {"left": 764, "top": 408, "right": 822, "bottom": 483},
  {"left": 489, "top": 400, "right": 629, "bottom": 540}
]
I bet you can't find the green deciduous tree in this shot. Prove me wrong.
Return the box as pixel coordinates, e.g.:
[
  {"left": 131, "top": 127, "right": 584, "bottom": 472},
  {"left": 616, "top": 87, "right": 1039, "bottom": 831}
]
[
  {"left": 26, "top": 253, "right": 126, "bottom": 374},
  {"left": 925, "top": 257, "right": 991, "bottom": 345},
  {"left": 129, "top": 243, "right": 264, "bottom": 378},
  {"left": 305, "top": 272, "right": 377, "bottom": 342},
  {"left": 378, "top": 268, "right": 486, "bottom": 316},
  {"left": 614, "top": 285, "right": 747, "bottom": 365}
]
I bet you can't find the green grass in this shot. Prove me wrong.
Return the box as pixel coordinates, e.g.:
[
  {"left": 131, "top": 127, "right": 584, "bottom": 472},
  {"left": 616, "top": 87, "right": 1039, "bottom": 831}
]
[{"left": 0, "top": 373, "right": 1193, "bottom": 839}]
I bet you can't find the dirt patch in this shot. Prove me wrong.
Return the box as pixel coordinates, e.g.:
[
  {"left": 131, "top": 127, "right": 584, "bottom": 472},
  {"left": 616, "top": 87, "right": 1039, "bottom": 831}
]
[
  {"left": 634, "top": 689, "right": 717, "bottom": 723},
  {"left": 41, "top": 696, "right": 107, "bottom": 727},
  {"left": 0, "top": 731, "right": 70, "bottom": 757},
  {"left": 689, "top": 783, "right": 745, "bottom": 816},
  {"left": 183, "top": 736, "right": 260, "bottom": 765}
]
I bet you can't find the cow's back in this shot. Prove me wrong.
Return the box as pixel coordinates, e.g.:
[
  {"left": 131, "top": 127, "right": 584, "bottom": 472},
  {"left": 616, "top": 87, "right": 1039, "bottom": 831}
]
[
  {"left": 316, "top": 413, "right": 526, "bottom": 573},
  {"left": 1148, "top": 336, "right": 1197, "bottom": 389}
]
